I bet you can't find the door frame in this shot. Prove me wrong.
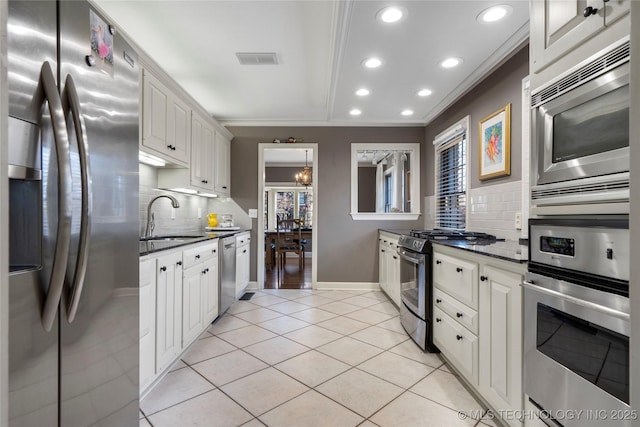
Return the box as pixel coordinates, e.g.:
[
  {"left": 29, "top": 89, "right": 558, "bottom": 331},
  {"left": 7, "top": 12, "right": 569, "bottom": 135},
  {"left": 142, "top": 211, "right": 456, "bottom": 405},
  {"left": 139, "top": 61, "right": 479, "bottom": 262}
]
[{"left": 257, "top": 143, "right": 318, "bottom": 289}]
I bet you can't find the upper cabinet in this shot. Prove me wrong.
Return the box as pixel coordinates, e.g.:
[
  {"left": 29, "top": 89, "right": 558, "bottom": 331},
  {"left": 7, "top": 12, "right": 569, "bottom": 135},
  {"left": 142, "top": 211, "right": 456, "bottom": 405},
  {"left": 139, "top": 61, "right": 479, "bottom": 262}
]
[
  {"left": 142, "top": 70, "right": 191, "bottom": 166},
  {"left": 190, "top": 112, "right": 215, "bottom": 192},
  {"left": 531, "top": 0, "right": 629, "bottom": 87},
  {"left": 214, "top": 130, "right": 231, "bottom": 196}
]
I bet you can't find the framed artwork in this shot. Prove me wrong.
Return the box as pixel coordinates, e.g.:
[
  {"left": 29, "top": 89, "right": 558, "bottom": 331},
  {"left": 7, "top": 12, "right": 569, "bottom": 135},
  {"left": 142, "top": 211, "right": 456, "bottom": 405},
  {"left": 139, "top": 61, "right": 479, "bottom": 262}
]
[{"left": 478, "top": 103, "right": 511, "bottom": 180}]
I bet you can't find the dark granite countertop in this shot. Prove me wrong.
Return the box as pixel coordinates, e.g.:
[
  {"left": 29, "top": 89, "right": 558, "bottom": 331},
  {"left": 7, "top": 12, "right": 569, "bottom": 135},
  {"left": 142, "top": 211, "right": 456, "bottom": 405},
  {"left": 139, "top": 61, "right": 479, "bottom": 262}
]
[
  {"left": 432, "top": 239, "right": 528, "bottom": 264},
  {"left": 378, "top": 229, "right": 413, "bottom": 236},
  {"left": 140, "top": 230, "right": 249, "bottom": 256}
]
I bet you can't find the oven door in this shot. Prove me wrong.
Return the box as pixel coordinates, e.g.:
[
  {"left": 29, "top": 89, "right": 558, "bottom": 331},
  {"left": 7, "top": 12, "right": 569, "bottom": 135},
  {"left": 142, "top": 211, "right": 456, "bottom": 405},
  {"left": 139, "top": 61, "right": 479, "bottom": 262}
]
[
  {"left": 532, "top": 61, "right": 629, "bottom": 188},
  {"left": 397, "top": 248, "right": 426, "bottom": 319},
  {"left": 524, "top": 272, "right": 631, "bottom": 426}
]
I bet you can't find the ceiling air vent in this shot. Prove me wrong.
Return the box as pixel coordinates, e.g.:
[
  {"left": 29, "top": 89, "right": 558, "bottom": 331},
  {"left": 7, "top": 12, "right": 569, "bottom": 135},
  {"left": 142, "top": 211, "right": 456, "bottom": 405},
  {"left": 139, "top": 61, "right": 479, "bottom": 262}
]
[{"left": 236, "top": 52, "right": 278, "bottom": 65}]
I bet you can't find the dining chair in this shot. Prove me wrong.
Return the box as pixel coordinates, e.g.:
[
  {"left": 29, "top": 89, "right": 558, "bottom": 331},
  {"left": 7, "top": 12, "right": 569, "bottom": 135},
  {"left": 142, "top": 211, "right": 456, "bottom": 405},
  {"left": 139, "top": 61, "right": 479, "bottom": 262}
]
[{"left": 276, "top": 218, "right": 303, "bottom": 285}]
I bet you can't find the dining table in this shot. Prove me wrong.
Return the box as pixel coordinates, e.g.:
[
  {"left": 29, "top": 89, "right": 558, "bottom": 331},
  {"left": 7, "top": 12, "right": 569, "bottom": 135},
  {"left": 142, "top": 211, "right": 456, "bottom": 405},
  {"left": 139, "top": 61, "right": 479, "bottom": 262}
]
[{"left": 264, "top": 228, "right": 312, "bottom": 271}]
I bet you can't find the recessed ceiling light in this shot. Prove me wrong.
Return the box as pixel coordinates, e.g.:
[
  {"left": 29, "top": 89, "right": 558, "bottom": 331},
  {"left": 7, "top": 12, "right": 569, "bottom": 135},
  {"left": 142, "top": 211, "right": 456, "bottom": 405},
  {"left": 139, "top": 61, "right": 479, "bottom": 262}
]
[
  {"left": 376, "top": 6, "right": 408, "bottom": 24},
  {"left": 441, "top": 57, "right": 463, "bottom": 68},
  {"left": 401, "top": 110, "right": 414, "bottom": 116},
  {"left": 350, "top": 109, "right": 362, "bottom": 116},
  {"left": 417, "top": 89, "right": 432, "bottom": 97},
  {"left": 355, "top": 88, "right": 370, "bottom": 96},
  {"left": 477, "top": 5, "right": 513, "bottom": 23},
  {"left": 363, "top": 57, "right": 383, "bottom": 68}
]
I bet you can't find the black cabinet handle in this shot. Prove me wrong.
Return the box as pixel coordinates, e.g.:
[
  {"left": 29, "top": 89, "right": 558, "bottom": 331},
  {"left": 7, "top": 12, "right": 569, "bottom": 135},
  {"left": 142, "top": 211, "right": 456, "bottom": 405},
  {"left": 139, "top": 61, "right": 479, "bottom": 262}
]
[
  {"left": 243, "top": 249, "right": 247, "bottom": 253},
  {"left": 456, "top": 335, "right": 463, "bottom": 341},
  {"left": 583, "top": 5, "right": 598, "bottom": 17},
  {"left": 381, "top": 249, "right": 385, "bottom": 253},
  {"left": 456, "top": 267, "right": 463, "bottom": 273},
  {"left": 213, "top": 249, "right": 216, "bottom": 253},
  {"left": 222, "top": 186, "right": 228, "bottom": 189},
  {"left": 195, "top": 254, "right": 200, "bottom": 259},
  {"left": 436, "top": 318, "right": 442, "bottom": 323},
  {"left": 456, "top": 312, "right": 463, "bottom": 318},
  {"left": 436, "top": 299, "right": 442, "bottom": 304},
  {"left": 436, "top": 260, "right": 442, "bottom": 265},
  {"left": 176, "top": 261, "right": 182, "bottom": 266},
  {"left": 160, "top": 266, "right": 167, "bottom": 272},
  {"left": 393, "top": 256, "right": 398, "bottom": 260},
  {"left": 480, "top": 275, "right": 488, "bottom": 282}
]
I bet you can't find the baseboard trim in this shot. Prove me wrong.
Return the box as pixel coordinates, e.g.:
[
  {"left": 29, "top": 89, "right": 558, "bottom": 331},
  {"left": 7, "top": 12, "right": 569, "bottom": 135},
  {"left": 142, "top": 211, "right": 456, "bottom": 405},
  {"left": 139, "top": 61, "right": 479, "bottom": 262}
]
[
  {"left": 314, "top": 282, "right": 381, "bottom": 291},
  {"left": 246, "top": 281, "right": 258, "bottom": 291}
]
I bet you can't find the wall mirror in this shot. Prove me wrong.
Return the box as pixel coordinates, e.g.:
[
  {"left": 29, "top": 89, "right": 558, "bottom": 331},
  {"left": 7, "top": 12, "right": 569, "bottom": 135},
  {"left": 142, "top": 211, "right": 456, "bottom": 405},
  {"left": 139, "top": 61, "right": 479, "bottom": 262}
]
[{"left": 350, "top": 143, "right": 420, "bottom": 220}]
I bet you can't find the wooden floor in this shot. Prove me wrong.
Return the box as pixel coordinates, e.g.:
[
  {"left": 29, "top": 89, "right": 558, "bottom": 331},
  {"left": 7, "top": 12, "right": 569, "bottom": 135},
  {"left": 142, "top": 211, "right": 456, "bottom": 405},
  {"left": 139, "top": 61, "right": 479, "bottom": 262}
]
[{"left": 264, "top": 256, "right": 312, "bottom": 289}]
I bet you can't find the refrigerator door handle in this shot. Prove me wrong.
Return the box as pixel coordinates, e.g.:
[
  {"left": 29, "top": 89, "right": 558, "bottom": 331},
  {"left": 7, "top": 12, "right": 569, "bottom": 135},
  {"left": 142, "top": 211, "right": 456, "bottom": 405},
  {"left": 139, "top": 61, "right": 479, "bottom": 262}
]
[
  {"left": 62, "top": 74, "right": 92, "bottom": 323},
  {"left": 39, "top": 61, "right": 73, "bottom": 332}
]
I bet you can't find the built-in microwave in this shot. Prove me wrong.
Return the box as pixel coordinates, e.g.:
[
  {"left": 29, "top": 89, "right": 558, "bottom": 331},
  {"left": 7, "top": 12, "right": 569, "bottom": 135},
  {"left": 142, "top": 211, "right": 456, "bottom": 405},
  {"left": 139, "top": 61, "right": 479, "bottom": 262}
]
[{"left": 531, "top": 39, "right": 630, "bottom": 214}]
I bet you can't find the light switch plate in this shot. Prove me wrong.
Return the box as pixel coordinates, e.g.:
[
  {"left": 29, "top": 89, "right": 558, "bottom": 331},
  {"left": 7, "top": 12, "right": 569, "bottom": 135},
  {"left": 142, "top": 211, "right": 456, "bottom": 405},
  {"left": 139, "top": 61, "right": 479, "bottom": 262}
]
[{"left": 248, "top": 209, "right": 258, "bottom": 218}]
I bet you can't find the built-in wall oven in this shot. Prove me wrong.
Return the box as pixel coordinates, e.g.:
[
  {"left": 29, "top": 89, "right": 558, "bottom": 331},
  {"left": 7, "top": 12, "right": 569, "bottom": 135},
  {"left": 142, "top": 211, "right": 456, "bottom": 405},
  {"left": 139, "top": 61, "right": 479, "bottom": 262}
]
[
  {"left": 531, "top": 39, "right": 630, "bottom": 213},
  {"left": 524, "top": 217, "right": 632, "bottom": 426}
]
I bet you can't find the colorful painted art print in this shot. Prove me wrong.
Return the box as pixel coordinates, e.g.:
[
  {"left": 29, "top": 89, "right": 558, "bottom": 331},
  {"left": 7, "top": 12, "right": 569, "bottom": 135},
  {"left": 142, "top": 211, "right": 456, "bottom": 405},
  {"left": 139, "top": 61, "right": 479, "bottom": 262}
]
[
  {"left": 90, "top": 10, "right": 114, "bottom": 77},
  {"left": 478, "top": 104, "right": 511, "bottom": 180}
]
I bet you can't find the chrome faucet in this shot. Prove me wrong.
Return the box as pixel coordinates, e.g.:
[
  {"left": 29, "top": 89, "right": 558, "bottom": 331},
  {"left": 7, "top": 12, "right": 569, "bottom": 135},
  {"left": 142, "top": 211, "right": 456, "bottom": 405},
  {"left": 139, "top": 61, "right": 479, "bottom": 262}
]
[{"left": 144, "top": 194, "right": 180, "bottom": 238}]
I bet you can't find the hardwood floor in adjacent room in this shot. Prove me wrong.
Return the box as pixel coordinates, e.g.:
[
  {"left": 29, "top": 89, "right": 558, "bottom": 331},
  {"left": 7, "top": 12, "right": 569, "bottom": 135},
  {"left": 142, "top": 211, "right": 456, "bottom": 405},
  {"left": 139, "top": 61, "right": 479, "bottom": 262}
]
[{"left": 264, "top": 256, "right": 312, "bottom": 289}]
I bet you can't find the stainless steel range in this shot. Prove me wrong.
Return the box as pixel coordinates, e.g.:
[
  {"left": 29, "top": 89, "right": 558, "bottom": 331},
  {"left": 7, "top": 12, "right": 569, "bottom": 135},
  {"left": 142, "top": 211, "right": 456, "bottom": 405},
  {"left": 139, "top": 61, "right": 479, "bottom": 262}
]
[
  {"left": 398, "top": 230, "right": 500, "bottom": 352},
  {"left": 524, "top": 216, "right": 631, "bottom": 426}
]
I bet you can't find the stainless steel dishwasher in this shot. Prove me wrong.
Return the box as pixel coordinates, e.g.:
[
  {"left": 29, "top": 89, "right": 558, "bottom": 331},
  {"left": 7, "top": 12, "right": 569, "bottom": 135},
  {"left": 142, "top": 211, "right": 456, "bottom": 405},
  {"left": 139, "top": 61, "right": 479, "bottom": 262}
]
[{"left": 219, "top": 236, "right": 236, "bottom": 314}]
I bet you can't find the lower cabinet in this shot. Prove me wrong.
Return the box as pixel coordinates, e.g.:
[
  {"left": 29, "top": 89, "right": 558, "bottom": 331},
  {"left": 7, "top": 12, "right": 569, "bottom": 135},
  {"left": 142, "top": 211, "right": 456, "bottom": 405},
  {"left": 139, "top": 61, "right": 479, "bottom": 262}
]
[
  {"left": 235, "top": 232, "right": 250, "bottom": 298},
  {"left": 378, "top": 231, "right": 401, "bottom": 307},
  {"left": 433, "top": 244, "right": 525, "bottom": 427},
  {"left": 154, "top": 251, "right": 183, "bottom": 374},
  {"left": 139, "top": 258, "right": 156, "bottom": 392},
  {"left": 140, "top": 238, "right": 220, "bottom": 397}
]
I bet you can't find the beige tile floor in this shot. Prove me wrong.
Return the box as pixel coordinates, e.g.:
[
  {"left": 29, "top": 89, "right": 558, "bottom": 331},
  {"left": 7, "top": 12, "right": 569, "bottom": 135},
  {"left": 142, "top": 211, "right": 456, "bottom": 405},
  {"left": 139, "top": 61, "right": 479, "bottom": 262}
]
[{"left": 140, "top": 289, "right": 496, "bottom": 427}]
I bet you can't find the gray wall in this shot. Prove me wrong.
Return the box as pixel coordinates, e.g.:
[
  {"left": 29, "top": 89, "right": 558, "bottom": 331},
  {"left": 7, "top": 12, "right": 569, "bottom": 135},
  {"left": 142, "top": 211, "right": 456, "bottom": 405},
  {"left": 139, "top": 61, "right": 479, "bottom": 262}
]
[
  {"left": 265, "top": 166, "right": 308, "bottom": 183},
  {"left": 228, "top": 127, "right": 425, "bottom": 284},
  {"left": 424, "top": 45, "right": 529, "bottom": 196}
]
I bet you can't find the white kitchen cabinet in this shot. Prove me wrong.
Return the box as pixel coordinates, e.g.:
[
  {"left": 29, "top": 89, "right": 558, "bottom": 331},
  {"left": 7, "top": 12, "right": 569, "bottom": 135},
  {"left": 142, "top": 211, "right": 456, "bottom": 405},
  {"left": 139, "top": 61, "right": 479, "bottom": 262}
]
[
  {"left": 182, "top": 241, "right": 219, "bottom": 348},
  {"left": 378, "top": 231, "right": 401, "bottom": 307},
  {"left": 139, "top": 258, "right": 156, "bottom": 394},
  {"left": 235, "top": 232, "right": 251, "bottom": 298},
  {"left": 530, "top": 0, "right": 629, "bottom": 85},
  {"left": 432, "top": 244, "right": 526, "bottom": 427},
  {"left": 190, "top": 112, "right": 215, "bottom": 191},
  {"left": 478, "top": 265, "right": 524, "bottom": 424},
  {"left": 433, "top": 305, "right": 479, "bottom": 384},
  {"left": 142, "top": 69, "right": 191, "bottom": 165},
  {"left": 214, "top": 130, "right": 231, "bottom": 196},
  {"left": 154, "top": 251, "right": 183, "bottom": 374}
]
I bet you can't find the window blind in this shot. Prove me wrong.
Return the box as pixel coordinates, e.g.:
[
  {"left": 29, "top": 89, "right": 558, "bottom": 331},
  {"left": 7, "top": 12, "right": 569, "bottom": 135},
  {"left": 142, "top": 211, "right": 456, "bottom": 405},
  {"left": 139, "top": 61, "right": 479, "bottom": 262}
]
[{"left": 435, "top": 135, "right": 466, "bottom": 230}]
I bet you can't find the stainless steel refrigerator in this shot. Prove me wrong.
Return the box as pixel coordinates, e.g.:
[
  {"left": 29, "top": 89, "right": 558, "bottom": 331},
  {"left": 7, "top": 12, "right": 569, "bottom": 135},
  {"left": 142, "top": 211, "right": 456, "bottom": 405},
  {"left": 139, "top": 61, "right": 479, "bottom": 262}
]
[{"left": 8, "top": 1, "right": 139, "bottom": 425}]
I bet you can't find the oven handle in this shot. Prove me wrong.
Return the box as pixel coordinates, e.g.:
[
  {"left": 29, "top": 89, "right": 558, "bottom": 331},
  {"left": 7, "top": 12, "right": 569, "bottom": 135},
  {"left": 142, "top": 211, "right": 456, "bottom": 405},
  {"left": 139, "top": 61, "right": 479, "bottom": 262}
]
[
  {"left": 522, "top": 281, "right": 630, "bottom": 321},
  {"left": 397, "top": 249, "right": 425, "bottom": 265}
]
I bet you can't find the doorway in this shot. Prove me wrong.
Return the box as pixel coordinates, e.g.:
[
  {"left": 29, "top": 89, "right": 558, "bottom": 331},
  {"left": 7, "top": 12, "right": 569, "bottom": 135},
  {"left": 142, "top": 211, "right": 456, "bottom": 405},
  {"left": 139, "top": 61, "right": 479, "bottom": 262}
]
[{"left": 257, "top": 143, "right": 318, "bottom": 289}]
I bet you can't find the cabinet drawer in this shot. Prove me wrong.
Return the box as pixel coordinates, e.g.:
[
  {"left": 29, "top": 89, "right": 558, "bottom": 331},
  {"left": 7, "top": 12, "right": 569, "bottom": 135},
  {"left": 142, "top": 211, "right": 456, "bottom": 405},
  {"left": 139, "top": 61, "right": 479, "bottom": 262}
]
[
  {"left": 236, "top": 233, "right": 250, "bottom": 248},
  {"left": 433, "top": 306, "right": 478, "bottom": 385},
  {"left": 433, "top": 287, "right": 478, "bottom": 335},
  {"left": 433, "top": 252, "right": 478, "bottom": 309},
  {"left": 183, "top": 242, "right": 218, "bottom": 269}
]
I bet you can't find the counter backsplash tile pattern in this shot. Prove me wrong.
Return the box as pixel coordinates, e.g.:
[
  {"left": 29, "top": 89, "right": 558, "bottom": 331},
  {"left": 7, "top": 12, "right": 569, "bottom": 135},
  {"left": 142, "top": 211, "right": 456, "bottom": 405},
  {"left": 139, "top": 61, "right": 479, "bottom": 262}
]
[
  {"left": 424, "top": 180, "right": 523, "bottom": 241},
  {"left": 139, "top": 164, "right": 209, "bottom": 237}
]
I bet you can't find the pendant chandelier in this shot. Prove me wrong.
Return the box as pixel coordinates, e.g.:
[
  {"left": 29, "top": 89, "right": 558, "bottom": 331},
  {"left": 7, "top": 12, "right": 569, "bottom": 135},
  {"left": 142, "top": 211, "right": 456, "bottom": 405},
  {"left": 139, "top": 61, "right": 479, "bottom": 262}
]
[{"left": 295, "top": 149, "right": 312, "bottom": 187}]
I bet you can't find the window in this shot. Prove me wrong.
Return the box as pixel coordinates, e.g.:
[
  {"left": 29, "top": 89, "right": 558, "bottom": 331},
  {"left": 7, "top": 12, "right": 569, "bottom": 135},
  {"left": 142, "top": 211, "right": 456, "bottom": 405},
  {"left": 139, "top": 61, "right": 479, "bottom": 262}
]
[
  {"left": 435, "top": 132, "right": 467, "bottom": 230},
  {"left": 264, "top": 187, "right": 313, "bottom": 229}
]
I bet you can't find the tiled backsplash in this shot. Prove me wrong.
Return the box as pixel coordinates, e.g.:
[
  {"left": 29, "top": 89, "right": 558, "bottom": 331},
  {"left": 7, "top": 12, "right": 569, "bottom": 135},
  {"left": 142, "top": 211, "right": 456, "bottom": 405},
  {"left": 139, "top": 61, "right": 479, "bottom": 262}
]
[
  {"left": 424, "top": 180, "right": 525, "bottom": 241},
  {"left": 139, "top": 164, "right": 209, "bottom": 236},
  {"left": 140, "top": 164, "right": 251, "bottom": 237}
]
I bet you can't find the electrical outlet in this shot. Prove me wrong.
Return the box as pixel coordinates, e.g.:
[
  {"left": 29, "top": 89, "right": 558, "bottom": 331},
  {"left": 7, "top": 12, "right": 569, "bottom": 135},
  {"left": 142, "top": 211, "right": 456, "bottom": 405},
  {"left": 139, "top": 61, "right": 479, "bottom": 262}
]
[
  {"left": 171, "top": 207, "right": 176, "bottom": 220},
  {"left": 515, "top": 212, "right": 522, "bottom": 230},
  {"left": 248, "top": 209, "right": 258, "bottom": 218},
  {"left": 197, "top": 207, "right": 202, "bottom": 218}
]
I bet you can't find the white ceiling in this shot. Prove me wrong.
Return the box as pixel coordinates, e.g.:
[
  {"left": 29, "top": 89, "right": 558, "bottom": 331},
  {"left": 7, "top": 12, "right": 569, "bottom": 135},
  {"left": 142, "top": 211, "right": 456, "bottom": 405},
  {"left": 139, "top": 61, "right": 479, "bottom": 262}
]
[{"left": 94, "top": 0, "right": 529, "bottom": 127}]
